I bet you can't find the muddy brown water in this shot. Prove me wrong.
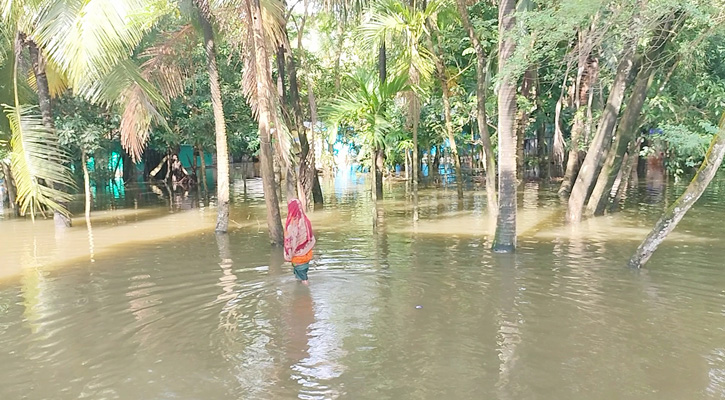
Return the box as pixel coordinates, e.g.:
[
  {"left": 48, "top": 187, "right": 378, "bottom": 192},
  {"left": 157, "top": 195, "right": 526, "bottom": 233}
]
[{"left": 2, "top": 172, "right": 725, "bottom": 399}]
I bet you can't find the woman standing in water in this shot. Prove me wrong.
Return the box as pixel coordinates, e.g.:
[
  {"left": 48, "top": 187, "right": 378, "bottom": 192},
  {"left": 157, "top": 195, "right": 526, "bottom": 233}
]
[{"left": 284, "top": 199, "right": 316, "bottom": 284}]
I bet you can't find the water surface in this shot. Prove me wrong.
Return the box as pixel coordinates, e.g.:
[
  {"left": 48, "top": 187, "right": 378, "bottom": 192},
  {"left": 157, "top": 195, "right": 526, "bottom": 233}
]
[{"left": 1, "top": 172, "right": 725, "bottom": 399}]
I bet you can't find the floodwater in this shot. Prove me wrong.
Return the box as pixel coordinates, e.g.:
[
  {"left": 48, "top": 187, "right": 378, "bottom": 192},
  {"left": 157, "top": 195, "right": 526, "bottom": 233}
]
[{"left": 2, "top": 170, "right": 725, "bottom": 399}]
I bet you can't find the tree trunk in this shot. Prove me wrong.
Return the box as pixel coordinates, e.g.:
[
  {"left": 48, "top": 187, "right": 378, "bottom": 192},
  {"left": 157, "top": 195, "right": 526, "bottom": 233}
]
[
  {"left": 559, "top": 40, "right": 599, "bottom": 196},
  {"left": 371, "top": 147, "right": 378, "bottom": 227},
  {"left": 198, "top": 145, "right": 208, "bottom": 192},
  {"left": 587, "top": 22, "right": 674, "bottom": 216},
  {"left": 516, "top": 66, "right": 537, "bottom": 180},
  {"left": 586, "top": 72, "right": 651, "bottom": 216},
  {"left": 29, "top": 40, "right": 72, "bottom": 228},
  {"left": 2, "top": 161, "right": 18, "bottom": 214},
  {"left": 457, "top": 0, "right": 497, "bottom": 213},
  {"left": 297, "top": 0, "right": 323, "bottom": 207},
  {"left": 428, "top": 26, "right": 464, "bottom": 200},
  {"left": 552, "top": 65, "right": 570, "bottom": 178},
  {"left": 566, "top": 45, "right": 636, "bottom": 223},
  {"left": 82, "top": 152, "right": 92, "bottom": 220},
  {"left": 629, "top": 115, "right": 725, "bottom": 268},
  {"left": 492, "top": 0, "right": 517, "bottom": 253},
  {"left": 281, "top": 31, "right": 313, "bottom": 209},
  {"left": 375, "top": 147, "right": 384, "bottom": 198},
  {"left": 247, "top": 0, "right": 285, "bottom": 245},
  {"left": 196, "top": 2, "right": 231, "bottom": 233},
  {"left": 412, "top": 105, "right": 420, "bottom": 222},
  {"left": 610, "top": 137, "right": 642, "bottom": 211},
  {"left": 375, "top": 39, "right": 386, "bottom": 199}
]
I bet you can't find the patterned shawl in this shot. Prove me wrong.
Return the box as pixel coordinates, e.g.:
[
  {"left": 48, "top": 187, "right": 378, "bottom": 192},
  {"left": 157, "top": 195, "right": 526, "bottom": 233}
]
[{"left": 284, "top": 199, "right": 316, "bottom": 261}]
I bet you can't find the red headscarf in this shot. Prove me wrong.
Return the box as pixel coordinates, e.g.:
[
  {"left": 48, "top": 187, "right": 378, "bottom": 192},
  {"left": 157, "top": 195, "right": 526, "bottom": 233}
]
[{"left": 284, "top": 199, "right": 316, "bottom": 261}]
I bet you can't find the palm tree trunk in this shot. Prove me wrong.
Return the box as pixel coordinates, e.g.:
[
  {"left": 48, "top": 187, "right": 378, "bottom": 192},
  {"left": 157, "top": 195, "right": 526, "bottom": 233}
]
[
  {"left": 456, "top": 0, "right": 496, "bottom": 213},
  {"left": 566, "top": 45, "right": 636, "bottom": 223},
  {"left": 629, "top": 114, "right": 725, "bottom": 268},
  {"left": 492, "top": 0, "right": 517, "bottom": 253},
  {"left": 28, "top": 40, "right": 72, "bottom": 228},
  {"left": 195, "top": 2, "right": 231, "bottom": 233},
  {"left": 247, "top": 0, "right": 285, "bottom": 245}
]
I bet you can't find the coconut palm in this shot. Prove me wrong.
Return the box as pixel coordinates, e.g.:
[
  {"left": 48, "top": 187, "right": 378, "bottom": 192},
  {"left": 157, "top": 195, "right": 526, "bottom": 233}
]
[{"left": 0, "top": 0, "right": 171, "bottom": 221}]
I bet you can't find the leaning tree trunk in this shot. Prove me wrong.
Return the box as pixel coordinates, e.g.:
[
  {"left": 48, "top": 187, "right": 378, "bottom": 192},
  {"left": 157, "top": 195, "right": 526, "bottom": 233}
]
[
  {"left": 428, "top": 27, "right": 464, "bottom": 200},
  {"left": 566, "top": 45, "right": 636, "bottom": 223},
  {"left": 587, "top": 22, "right": 674, "bottom": 216},
  {"left": 28, "top": 41, "right": 72, "bottom": 228},
  {"left": 247, "top": 0, "right": 285, "bottom": 245},
  {"left": 586, "top": 71, "right": 652, "bottom": 216},
  {"left": 456, "top": 0, "right": 497, "bottom": 214},
  {"left": 492, "top": 0, "right": 517, "bottom": 253},
  {"left": 196, "top": 2, "right": 231, "bottom": 233},
  {"left": 629, "top": 114, "right": 725, "bottom": 268}
]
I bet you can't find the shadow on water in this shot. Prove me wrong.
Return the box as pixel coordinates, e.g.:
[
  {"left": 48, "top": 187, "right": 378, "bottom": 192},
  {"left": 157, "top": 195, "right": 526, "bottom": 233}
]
[{"left": 2, "top": 170, "right": 725, "bottom": 398}]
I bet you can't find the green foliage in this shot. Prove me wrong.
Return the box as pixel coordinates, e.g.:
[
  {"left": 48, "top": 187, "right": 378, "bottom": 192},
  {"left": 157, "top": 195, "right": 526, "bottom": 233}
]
[
  {"left": 4, "top": 104, "right": 74, "bottom": 218},
  {"left": 324, "top": 68, "right": 409, "bottom": 157}
]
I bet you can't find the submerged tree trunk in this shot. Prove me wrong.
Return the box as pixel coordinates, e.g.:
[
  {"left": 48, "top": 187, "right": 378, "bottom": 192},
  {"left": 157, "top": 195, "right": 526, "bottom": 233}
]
[
  {"left": 198, "top": 145, "right": 208, "bottom": 192},
  {"left": 492, "top": 0, "right": 517, "bottom": 253},
  {"left": 82, "top": 152, "right": 92, "bottom": 220},
  {"left": 196, "top": 2, "right": 230, "bottom": 233},
  {"left": 552, "top": 66, "right": 570, "bottom": 178},
  {"left": 587, "top": 22, "right": 673, "bottom": 216},
  {"left": 566, "top": 45, "right": 636, "bottom": 223},
  {"left": 586, "top": 72, "right": 651, "bottom": 216},
  {"left": 611, "top": 137, "right": 642, "bottom": 211},
  {"left": 2, "top": 161, "right": 18, "bottom": 214},
  {"left": 629, "top": 115, "right": 725, "bottom": 268},
  {"left": 456, "top": 0, "right": 497, "bottom": 214},
  {"left": 29, "top": 40, "right": 72, "bottom": 228},
  {"left": 247, "top": 0, "right": 285, "bottom": 245},
  {"left": 559, "top": 37, "right": 599, "bottom": 196},
  {"left": 412, "top": 103, "right": 420, "bottom": 222}
]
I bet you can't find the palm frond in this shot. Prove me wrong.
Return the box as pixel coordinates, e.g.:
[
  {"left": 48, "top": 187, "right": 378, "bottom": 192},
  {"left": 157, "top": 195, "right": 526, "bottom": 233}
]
[
  {"left": 4, "top": 103, "right": 74, "bottom": 218},
  {"left": 139, "top": 24, "right": 196, "bottom": 102},
  {"left": 31, "top": 0, "right": 170, "bottom": 89},
  {"left": 77, "top": 59, "right": 169, "bottom": 161}
]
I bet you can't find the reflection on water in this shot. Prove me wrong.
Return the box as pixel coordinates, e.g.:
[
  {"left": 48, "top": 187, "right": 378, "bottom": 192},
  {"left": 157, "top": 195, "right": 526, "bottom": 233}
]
[{"left": 2, "top": 171, "right": 725, "bottom": 399}]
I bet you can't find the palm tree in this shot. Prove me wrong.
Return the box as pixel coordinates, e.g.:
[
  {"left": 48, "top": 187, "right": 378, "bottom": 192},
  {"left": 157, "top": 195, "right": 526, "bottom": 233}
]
[
  {"left": 325, "top": 69, "right": 408, "bottom": 225},
  {"left": 0, "top": 0, "right": 170, "bottom": 220},
  {"left": 492, "top": 0, "right": 518, "bottom": 253},
  {"left": 193, "top": 0, "right": 231, "bottom": 233},
  {"left": 360, "top": 0, "right": 440, "bottom": 222}
]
